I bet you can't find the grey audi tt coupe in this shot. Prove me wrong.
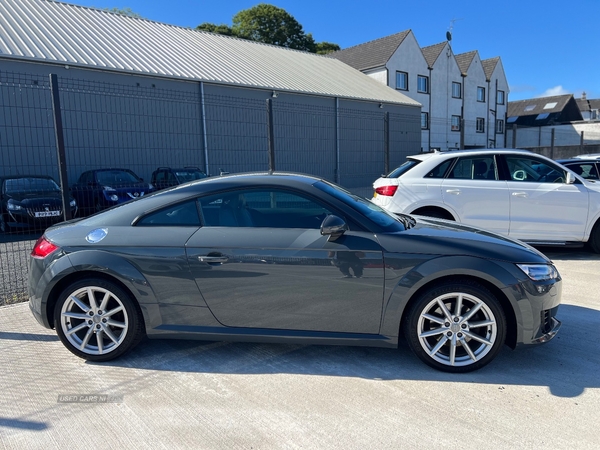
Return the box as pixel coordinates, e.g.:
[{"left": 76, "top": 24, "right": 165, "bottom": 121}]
[{"left": 28, "top": 173, "right": 561, "bottom": 372}]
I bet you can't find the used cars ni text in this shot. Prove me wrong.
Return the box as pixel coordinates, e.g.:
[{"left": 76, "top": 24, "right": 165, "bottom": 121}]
[{"left": 29, "top": 173, "right": 561, "bottom": 373}]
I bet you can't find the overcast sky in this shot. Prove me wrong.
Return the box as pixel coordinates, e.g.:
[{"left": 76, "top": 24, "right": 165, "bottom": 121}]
[{"left": 70, "top": 0, "right": 600, "bottom": 101}]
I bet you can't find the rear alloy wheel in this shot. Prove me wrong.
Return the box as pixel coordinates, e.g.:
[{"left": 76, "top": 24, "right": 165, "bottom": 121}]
[
  {"left": 54, "top": 278, "right": 144, "bottom": 361},
  {"left": 404, "top": 281, "right": 506, "bottom": 373}
]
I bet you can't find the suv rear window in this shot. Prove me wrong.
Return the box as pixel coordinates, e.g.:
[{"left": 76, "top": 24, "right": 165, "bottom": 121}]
[{"left": 386, "top": 159, "right": 420, "bottom": 178}]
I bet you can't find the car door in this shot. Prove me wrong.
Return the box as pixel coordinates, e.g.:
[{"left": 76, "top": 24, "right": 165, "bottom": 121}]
[
  {"left": 440, "top": 155, "right": 510, "bottom": 234},
  {"left": 185, "top": 188, "right": 386, "bottom": 334},
  {"left": 501, "top": 154, "right": 589, "bottom": 241}
]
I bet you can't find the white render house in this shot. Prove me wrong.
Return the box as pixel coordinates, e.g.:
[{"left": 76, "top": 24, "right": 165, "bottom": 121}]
[{"left": 331, "top": 31, "right": 509, "bottom": 151}]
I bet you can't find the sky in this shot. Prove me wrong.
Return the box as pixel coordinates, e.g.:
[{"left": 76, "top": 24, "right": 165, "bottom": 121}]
[{"left": 69, "top": 0, "right": 599, "bottom": 101}]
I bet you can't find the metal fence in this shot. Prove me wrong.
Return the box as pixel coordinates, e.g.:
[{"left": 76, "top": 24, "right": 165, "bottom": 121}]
[{"left": 0, "top": 70, "right": 421, "bottom": 305}]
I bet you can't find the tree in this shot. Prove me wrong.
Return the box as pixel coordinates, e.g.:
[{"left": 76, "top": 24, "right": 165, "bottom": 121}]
[
  {"left": 196, "top": 22, "right": 235, "bottom": 37},
  {"left": 315, "top": 41, "right": 341, "bottom": 55},
  {"left": 231, "top": 4, "right": 316, "bottom": 52},
  {"left": 103, "top": 7, "right": 142, "bottom": 18}
]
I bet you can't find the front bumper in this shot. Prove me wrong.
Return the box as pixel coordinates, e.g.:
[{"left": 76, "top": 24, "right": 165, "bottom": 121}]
[{"left": 531, "top": 316, "right": 561, "bottom": 344}]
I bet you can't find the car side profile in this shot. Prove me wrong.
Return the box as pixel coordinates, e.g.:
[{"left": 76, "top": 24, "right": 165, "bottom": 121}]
[
  {"left": 29, "top": 173, "right": 561, "bottom": 373},
  {"left": 372, "top": 149, "right": 600, "bottom": 252}
]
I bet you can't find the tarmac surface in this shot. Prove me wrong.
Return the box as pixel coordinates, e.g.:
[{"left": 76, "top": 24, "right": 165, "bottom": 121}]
[{"left": 0, "top": 248, "right": 599, "bottom": 449}]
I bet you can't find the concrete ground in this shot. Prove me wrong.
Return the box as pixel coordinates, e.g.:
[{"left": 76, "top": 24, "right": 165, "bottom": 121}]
[{"left": 0, "top": 249, "right": 599, "bottom": 449}]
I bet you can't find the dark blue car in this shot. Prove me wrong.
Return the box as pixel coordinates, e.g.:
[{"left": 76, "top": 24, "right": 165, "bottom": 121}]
[{"left": 71, "top": 168, "right": 154, "bottom": 215}]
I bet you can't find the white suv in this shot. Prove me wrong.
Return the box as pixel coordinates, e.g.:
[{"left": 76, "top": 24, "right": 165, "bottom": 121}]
[{"left": 372, "top": 148, "right": 600, "bottom": 252}]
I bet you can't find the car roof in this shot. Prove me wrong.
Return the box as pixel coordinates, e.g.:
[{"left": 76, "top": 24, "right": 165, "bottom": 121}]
[
  {"left": 406, "top": 148, "right": 538, "bottom": 162},
  {"left": 557, "top": 158, "right": 599, "bottom": 164},
  {"left": 0, "top": 174, "right": 55, "bottom": 181}
]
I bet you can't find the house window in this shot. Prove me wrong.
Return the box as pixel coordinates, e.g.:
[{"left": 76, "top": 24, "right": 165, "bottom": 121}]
[
  {"left": 451, "top": 115, "right": 461, "bottom": 131},
  {"left": 497, "top": 90, "right": 505, "bottom": 105},
  {"left": 421, "top": 112, "right": 429, "bottom": 129},
  {"left": 477, "top": 87, "right": 485, "bottom": 102},
  {"left": 476, "top": 118, "right": 485, "bottom": 133},
  {"left": 417, "top": 75, "right": 429, "bottom": 93},
  {"left": 496, "top": 119, "right": 504, "bottom": 134},
  {"left": 396, "top": 71, "right": 408, "bottom": 91},
  {"left": 452, "top": 82, "right": 462, "bottom": 99}
]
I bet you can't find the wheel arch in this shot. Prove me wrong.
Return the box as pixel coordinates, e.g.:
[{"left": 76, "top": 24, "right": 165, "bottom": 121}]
[
  {"left": 45, "top": 270, "right": 147, "bottom": 331},
  {"left": 398, "top": 275, "right": 518, "bottom": 349},
  {"left": 410, "top": 206, "right": 456, "bottom": 221}
]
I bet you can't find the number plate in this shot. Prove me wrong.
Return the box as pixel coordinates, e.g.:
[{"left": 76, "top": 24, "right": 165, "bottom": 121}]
[{"left": 35, "top": 211, "right": 61, "bottom": 218}]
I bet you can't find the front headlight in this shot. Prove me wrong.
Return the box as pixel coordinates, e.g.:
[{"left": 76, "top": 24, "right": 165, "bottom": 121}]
[
  {"left": 69, "top": 199, "right": 76, "bottom": 207},
  {"left": 517, "top": 264, "right": 559, "bottom": 281},
  {"left": 7, "top": 200, "right": 23, "bottom": 211}
]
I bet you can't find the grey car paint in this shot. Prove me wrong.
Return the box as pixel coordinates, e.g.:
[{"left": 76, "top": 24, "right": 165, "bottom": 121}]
[{"left": 28, "top": 173, "right": 561, "bottom": 361}]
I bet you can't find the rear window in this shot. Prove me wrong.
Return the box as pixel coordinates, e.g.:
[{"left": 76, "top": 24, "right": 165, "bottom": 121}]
[
  {"left": 386, "top": 159, "right": 420, "bottom": 178},
  {"left": 425, "top": 159, "right": 455, "bottom": 178}
]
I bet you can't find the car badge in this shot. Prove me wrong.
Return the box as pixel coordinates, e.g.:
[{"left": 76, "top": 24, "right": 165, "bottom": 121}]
[{"left": 86, "top": 228, "right": 108, "bottom": 243}]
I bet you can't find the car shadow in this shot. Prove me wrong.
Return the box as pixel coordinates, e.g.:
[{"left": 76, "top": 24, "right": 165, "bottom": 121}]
[{"left": 98, "top": 303, "right": 599, "bottom": 398}]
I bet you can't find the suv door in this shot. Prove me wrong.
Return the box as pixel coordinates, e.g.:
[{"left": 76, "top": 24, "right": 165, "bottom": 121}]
[
  {"left": 501, "top": 154, "right": 589, "bottom": 242},
  {"left": 441, "top": 155, "right": 510, "bottom": 234}
]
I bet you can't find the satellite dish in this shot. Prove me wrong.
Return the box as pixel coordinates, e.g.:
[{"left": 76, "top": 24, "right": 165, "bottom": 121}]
[{"left": 446, "top": 31, "right": 452, "bottom": 41}]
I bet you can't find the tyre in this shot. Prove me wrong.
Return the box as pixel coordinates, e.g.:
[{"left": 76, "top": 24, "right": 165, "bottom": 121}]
[
  {"left": 54, "top": 278, "right": 144, "bottom": 361},
  {"left": 403, "top": 280, "right": 506, "bottom": 373},
  {"left": 589, "top": 221, "right": 600, "bottom": 254}
]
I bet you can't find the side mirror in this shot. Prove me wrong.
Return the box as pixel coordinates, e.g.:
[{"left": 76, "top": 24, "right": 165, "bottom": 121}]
[
  {"left": 566, "top": 172, "right": 576, "bottom": 184},
  {"left": 320, "top": 215, "right": 348, "bottom": 242}
]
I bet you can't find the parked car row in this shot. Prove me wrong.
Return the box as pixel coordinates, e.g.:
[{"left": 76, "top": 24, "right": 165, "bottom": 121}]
[
  {"left": 0, "top": 166, "right": 207, "bottom": 232},
  {"left": 371, "top": 149, "right": 600, "bottom": 252}
]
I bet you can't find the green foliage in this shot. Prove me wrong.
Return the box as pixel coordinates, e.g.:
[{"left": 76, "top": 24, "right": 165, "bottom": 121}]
[
  {"left": 196, "top": 22, "right": 236, "bottom": 36},
  {"left": 196, "top": 3, "right": 339, "bottom": 54},
  {"left": 315, "top": 41, "right": 341, "bottom": 55},
  {"left": 103, "top": 7, "right": 142, "bottom": 18},
  {"left": 232, "top": 3, "right": 316, "bottom": 52}
]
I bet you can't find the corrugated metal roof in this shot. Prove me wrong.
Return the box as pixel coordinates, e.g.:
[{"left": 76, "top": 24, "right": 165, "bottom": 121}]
[{"left": 0, "top": 0, "right": 420, "bottom": 107}]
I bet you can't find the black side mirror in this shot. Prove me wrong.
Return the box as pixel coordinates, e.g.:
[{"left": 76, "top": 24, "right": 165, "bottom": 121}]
[{"left": 320, "top": 215, "right": 348, "bottom": 242}]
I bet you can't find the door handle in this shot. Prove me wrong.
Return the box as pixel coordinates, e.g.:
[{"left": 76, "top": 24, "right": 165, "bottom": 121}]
[
  {"left": 445, "top": 189, "right": 461, "bottom": 195},
  {"left": 198, "top": 255, "right": 229, "bottom": 263},
  {"left": 512, "top": 192, "right": 527, "bottom": 198}
]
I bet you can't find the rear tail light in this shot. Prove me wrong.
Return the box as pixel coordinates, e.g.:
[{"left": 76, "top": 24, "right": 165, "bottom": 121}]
[
  {"left": 375, "top": 185, "right": 398, "bottom": 196},
  {"left": 31, "top": 236, "right": 59, "bottom": 259}
]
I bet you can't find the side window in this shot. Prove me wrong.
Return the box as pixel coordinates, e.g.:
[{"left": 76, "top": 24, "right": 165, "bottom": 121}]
[
  {"left": 154, "top": 171, "right": 165, "bottom": 182},
  {"left": 566, "top": 163, "right": 598, "bottom": 180},
  {"left": 137, "top": 199, "right": 200, "bottom": 226},
  {"left": 199, "top": 189, "right": 333, "bottom": 229},
  {"left": 505, "top": 156, "right": 566, "bottom": 183},
  {"left": 447, "top": 157, "right": 497, "bottom": 180},
  {"left": 166, "top": 172, "right": 177, "bottom": 183},
  {"left": 425, "top": 159, "right": 454, "bottom": 178}
]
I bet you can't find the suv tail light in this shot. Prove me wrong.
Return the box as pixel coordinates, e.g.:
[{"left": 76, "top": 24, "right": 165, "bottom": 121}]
[
  {"left": 31, "top": 236, "right": 59, "bottom": 259},
  {"left": 375, "top": 185, "right": 398, "bottom": 196}
]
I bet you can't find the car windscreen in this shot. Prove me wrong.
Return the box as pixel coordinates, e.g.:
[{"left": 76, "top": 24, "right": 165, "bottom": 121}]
[
  {"left": 96, "top": 170, "right": 141, "bottom": 184},
  {"left": 4, "top": 177, "right": 60, "bottom": 193},
  {"left": 386, "top": 159, "right": 420, "bottom": 178},
  {"left": 314, "top": 180, "right": 407, "bottom": 232}
]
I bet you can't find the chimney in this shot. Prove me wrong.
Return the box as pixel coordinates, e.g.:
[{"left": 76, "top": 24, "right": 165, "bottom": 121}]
[{"left": 581, "top": 91, "right": 587, "bottom": 100}]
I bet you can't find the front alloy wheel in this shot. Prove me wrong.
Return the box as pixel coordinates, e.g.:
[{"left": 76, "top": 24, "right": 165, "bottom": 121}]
[
  {"left": 54, "top": 278, "right": 144, "bottom": 361},
  {"left": 404, "top": 281, "right": 506, "bottom": 373}
]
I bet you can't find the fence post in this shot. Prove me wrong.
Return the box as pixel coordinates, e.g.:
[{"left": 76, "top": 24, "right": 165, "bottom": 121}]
[
  {"left": 384, "top": 112, "right": 389, "bottom": 175},
  {"left": 512, "top": 124, "right": 517, "bottom": 149},
  {"left": 550, "top": 128, "right": 555, "bottom": 159},
  {"left": 49, "top": 74, "right": 71, "bottom": 221},
  {"left": 266, "top": 98, "right": 275, "bottom": 172},
  {"left": 580, "top": 131, "right": 584, "bottom": 153}
]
